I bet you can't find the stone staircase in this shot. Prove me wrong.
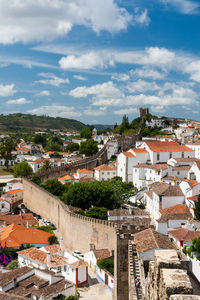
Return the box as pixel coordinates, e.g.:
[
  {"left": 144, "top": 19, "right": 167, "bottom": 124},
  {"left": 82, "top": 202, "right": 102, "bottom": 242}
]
[{"left": 132, "top": 243, "right": 143, "bottom": 300}]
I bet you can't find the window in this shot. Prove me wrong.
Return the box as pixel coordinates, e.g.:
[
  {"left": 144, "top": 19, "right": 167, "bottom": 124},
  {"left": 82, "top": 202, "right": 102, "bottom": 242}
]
[
  {"left": 1, "top": 204, "right": 5, "bottom": 209},
  {"left": 64, "top": 265, "right": 67, "bottom": 272},
  {"left": 57, "top": 266, "right": 61, "bottom": 272},
  {"left": 107, "top": 172, "right": 110, "bottom": 175},
  {"left": 157, "top": 153, "right": 160, "bottom": 161},
  {"left": 169, "top": 152, "right": 172, "bottom": 159},
  {"left": 102, "top": 172, "right": 104, "bottom": 175},
  {"left": 177, "top": 171, "right": 180, "bottom": 175},
  {"left": 181, "top": 152, "right": 184, "bottom": 158}
]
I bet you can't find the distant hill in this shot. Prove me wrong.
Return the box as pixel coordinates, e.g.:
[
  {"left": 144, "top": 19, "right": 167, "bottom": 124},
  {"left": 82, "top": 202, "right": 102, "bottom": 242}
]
[
  {"left": 92, "top": 124, "right": 114, "bottom": 130},
  {"left": 0, "top": 114, "right": 86, "bottom": 133}
]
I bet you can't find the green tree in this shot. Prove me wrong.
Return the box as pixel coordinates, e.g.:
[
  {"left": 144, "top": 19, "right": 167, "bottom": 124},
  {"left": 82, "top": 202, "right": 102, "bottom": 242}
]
[
  {"left": 48, "top": 235, "right": 58, "bottom": 245},
  {"left": 66, "top": 143, "right": 79, "bottom": 152},
  {"left": 79, "top": 139, "right": 98, "bottom": 156},
  {"left": 97, "top": 256, "right": 114, "bottom": 275},
  {"left": 31, "top": 174, "right": 41, "bottom": 185},
  {"left": 33, "top": 134, "right": 47, "bottom": 147},
  {"left": 0, "top": 138, "right": 16, "bottom": 168},
  {"left": 191, "top": 237, "right": 200, "bottom": 253},
  {"left": 37, "top": 226, "right": 53, "bottom": 233},
  {"left": 13, "top": 161, "right": 33, "bottom": 177},
  {"left": 42, "top": 179, "right": 68, "bottom": 196},
  {"left": 119, "top": 115, "right": 129, "bottom": 135},
  {"left": 194, "top": 195, "right": 200, "bottom": 220},
  {"left": 40, "top": 160, "right": 52, "bottom": 171},
  {"left": 80, "top": 127, "right": 92, "bottom": 138},
  {"left": 86, "top": 207, "right": 108, "bottom": 220}
]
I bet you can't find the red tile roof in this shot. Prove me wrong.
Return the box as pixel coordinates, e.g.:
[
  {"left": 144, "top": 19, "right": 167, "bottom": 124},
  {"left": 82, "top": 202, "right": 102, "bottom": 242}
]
[
  {"left": 77, "top": 169, "right": 93, "bottom": 173},
  {"left": 144, "top": 141, "right": 194, "bottom": 152},
  {"left": 168, "top": 228, "right": 200, "bottom": 241},
  {"left": 7, "top": 189, "right": 23, "bottom": 194},
  {"left": 182, "top": 179, "right": 199, "bottom": 187},
  {"left": 58, "top": 175, "right": 71, "bottom": 182},
  {"left": 1, "top": 224, "right": 53, "bottom": 247},
  {"left": 134, "top": 228, "right": 176, "bottom": 253},
  {"left": 94, "top": 164, "right": 116, "bottom": 171},
  {"left": 132, "top": 148, "right": 148, "bottom": 153},
  {"left": 122, "top": 152, "right": 135, "bottom": 158},
  {"left": 93, "top": 249, "right": 110, "bottom": 261},
  {"left": 134, "top": 163, "right": 168, "bottom": 171},
  {"left": 0, "top": 213, "right": 38, "bottom": 226},
  {"left": 157, "top": 204, "right": 192, "bottom": 222},
  {"left": 187, "top": 195, "right": 199, "bottom": 202}
]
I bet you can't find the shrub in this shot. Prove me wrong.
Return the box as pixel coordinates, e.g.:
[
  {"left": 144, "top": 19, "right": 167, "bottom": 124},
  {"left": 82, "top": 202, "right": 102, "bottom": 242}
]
[
  {"left": 48, "top": 235, "right": 58, "bottom": 245},
  {"left": 6, "top": 259, "right": 18, "bottom": 270}
]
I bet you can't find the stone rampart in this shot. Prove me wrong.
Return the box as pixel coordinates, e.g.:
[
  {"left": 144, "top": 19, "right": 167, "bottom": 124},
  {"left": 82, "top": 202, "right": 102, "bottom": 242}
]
[{"left": 23, "top": 179, "right": 116, "bottom": 253}]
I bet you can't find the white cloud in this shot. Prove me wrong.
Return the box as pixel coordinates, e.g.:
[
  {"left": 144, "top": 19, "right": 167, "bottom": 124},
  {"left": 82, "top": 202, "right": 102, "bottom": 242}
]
[
  {"left": 0, "top": 83, "right": 16, "bottom": 97},
  {"left": 0, "top": 0, "right": 132, "bottom": 44},
  {"left": 69, "top": 81, "right": 122, "bottom": 99},
  {"left": 114, "top": 107, "right": 138, "bottom": 115},
  {"left": 59, "top": 52, "right": 113, "bottom": 70},
  {"left": 84, "top": 109, "right": 105, "bottom": 116},
  {"left": 37, "top": 73, "right": 69, "bottom": 87},
  {"left": 133, "top": 8, "right": 151, "bottom": 26},
  {"left": 111, "top": 73, "right": 130, "bottom": 81},
  {"left": 130, "top": 67, "right": 166, "bottom": 79},
  {"left": 27, "top": 105, "right": 81, "bottom": 118},
  {"left": 7, "top": 97, "right": 30, "bottom": 105},
  {"left": 160, "top": 0, "right": 199, "bottom": 14},
  {"left": 73, "top": 75, "right": 88, "bottom": 81},
  {"left": 38, "top": 90, "right": 50, "bottom": 96},
  {"left": 126, "top": 79, "right": 160, "bottom": 93}
]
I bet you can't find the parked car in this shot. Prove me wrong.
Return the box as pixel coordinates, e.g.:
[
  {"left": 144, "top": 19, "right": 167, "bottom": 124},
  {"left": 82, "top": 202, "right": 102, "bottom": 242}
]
[
  {"left": 72, "top": 250, "right": 84, "bottom": 260},
  {"left": 49, "top": 223, "right": 56, "bottom": 230}
]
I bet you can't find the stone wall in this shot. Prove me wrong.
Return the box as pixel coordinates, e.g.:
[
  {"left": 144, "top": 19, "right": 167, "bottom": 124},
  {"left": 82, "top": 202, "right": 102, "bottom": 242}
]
[{"left": 23, "top": 179, "right": 116, "bottom": 253}]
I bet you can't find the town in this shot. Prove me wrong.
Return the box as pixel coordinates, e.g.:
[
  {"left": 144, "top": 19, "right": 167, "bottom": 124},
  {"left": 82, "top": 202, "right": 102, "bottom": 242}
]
[{"left": 0, "top": 109, "right": 199, "bottom": 299}]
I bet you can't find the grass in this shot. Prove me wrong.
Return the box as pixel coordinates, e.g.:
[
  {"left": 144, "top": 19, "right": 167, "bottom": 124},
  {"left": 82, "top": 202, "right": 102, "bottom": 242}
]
[{"left": 0, "top": 168, "right": 13, "bottom": 175}]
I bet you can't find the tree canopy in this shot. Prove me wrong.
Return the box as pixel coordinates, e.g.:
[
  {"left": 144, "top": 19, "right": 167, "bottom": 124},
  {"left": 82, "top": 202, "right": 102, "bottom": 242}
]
[
  {"left": 41, "top": 179, "right": 69, "bottom": 197},
  {"left": 79, "top": 139, "right": 98, "bottom": 156},
  {"left": 13, "top": 161, "right": 33, "bottom": 178},
  {"left": 194, "top": 195, "right": 200, "bottom": 220},
  {"left": 80, "top": 127, "right": 92, "bottom": 138}
]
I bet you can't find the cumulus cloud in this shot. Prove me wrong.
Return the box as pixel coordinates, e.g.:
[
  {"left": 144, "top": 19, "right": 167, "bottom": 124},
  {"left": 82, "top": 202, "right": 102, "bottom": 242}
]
[
  {"left": 38, "top": 90, "right": 50, "bottom": 96},
  {"left": 111, "top": 73, "right": 130, "bottom": 81},
  {"left": 133, "top": 8, "right": 151, "bottom": 26},
  {"left": 114, "top": 107, "right": 138, "bottom": 115},
  {"left": 0, "top": 83, "right": 16, "bottom": 97},
  {"left": 27, "top": 105, "right": 81, "bottom": 118},
  {"left": 84, "top": 108, "right": 105, "bottom": 116},
  {"left": 126, "top": 79, "right": 160, "bottom": 93},
  {"left": 73, "top": 75, "right": 88, "bottom": 81},
  {"left": 130, "top": 67, "right": 166, "bottom": 80},
  {"left": 6, "top": 97, "right": 30, "bottom": 105},
  {"left": 59, "top": 52, "right": 114, "bottom": 70},
  {"left": 160, "top": 0, "right": 199, "bottom": 14},
  {"left": 37, "top": 73, "right": 69, "bottom": 86},
  {"left": 0, "top": 0, "right": 132, "bottom": 44}
]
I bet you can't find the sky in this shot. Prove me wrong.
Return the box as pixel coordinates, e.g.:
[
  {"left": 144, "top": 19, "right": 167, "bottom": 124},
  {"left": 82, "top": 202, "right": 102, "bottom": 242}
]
[{"left": 0, "top": 0, "right": 200, "bottom": 125}]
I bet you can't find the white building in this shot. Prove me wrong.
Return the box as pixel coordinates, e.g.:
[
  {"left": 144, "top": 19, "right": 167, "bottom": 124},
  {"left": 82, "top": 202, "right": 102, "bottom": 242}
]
[
  {"left": 155, "top": 204, "right": 192, "bottom": 235},
  {"left": 186, "top": 141, "right": 200, "bottom": 159},
  {"left": 107, "top": 207, "right": 149, "bottom": 221},
  {"left": 94, "top": 164, "right": 116, "bottom": 181},
  {"left": 179, "top": 179, "right": 200, "bottom": 199},
  {"left": 74, "top": 169, "right": 93, "bottom": 181},
  {"left": 106, "top": 139, "right": 118, "bottom": 160},
  {"left": 18, "top": 245, "right": 88, "bottom": 287},
  {"left": 3, "top": 179, "right": 23, "bottom": 193},
  {"left": 144, "top": 182, "right": 185, "bottom": 220},
  {"left": 188, "top": 161, "right": 200, "bottom": 182},
  {"left": 168, "top": 228, "right": 200, "bottom": 249},
  {"left": 145, "top": 118, "right": 166, "bottom": 128},
  {"left": 134, "top": 228, "right": 175, "bottom": 261}
]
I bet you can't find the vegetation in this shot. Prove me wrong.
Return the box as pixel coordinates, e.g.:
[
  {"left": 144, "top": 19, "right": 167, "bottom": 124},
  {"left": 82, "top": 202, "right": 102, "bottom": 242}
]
[
  {"left": 31, "top": 174, "right": 42, "bottom": 185},
  {"left": 0, "top": 137, "right": 16, "bottom": 168},
  {"left": 53, "top": 295, "right": 77, "bottom": 300},
  {"left": 41, "top": 179, "right": 69, "bottom": 197},
  {"left": 37, "top": 226, "right": 53, "bottom": 233},
  {"left": 0, "top": 113, "right": 86, "bottom": 133},
  {"left": 66, "top": 142, "right": 79, "bottom": 152},
  {"left": 194, "top": 195, "right": 200, "bottom": 220},
  {"left": 80, "top": 127, "right": 92, "bottom": 138},
  {"left": 6, "top": 259, "right": 18, "bottom": 270},
  {"left": 75, "top": 207, "right": 108, "bottom": 220},
  {"left": 13, "top": 161, "right": 33, "bottom": 177},
  {"left": 79, "top": 139, "right": 98, "bottom": 156},
  {"left": 48, "top": 235, "right": 58, "bottom": 245},
  {"left": 97, "top": 256, "right": 114, "bottom": 275}
]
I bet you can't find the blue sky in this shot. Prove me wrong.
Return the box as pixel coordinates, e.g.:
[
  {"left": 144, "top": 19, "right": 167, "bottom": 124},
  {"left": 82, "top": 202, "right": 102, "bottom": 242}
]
[{"left": 0, "top": 0, "right": 200, "bottom": 125}]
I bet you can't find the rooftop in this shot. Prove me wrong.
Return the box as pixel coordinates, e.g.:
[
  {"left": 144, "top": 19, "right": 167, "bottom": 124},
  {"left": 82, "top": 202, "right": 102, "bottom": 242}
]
[
  {"left": 134, "top": 228, "right": 176, "bottom": 253},
  {"left": 157, "top": 204, "right": 192, "bottom": 222},
  {"left": 148, "top": 182, "right": 184, "bottom": 197},
  {"left": 94, "top": 164, "right": 116, "bottom": 171},
  {"left": 134, "top": 163, "right": 168, "bottom": 171},
  {"left": 168, "top": 228, "right": 200, "bottom": 241},
  {"left": 93, "top": 249, "right": 111, "bottom": 261},
  {"left": 122, "top": 152, "right": 135, "bottom": 158},
  {"left": 144, "top": 141, "right": 194, "bottom": 152},
  {"left": 0, "top": 213, "right": 38, "bottom": 226}
]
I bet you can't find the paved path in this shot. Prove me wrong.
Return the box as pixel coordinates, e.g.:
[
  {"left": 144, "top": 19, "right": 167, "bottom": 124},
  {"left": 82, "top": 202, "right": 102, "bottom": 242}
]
[{"left": 77, "top": 268, "right": 112, "bottom": 300}]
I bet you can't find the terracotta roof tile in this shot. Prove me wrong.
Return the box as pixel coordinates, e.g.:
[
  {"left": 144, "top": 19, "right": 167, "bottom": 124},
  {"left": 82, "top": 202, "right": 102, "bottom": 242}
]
[
  {"left": 187, "top": 195, "right": 199, "bottom": 202},
  {"left": 144, "top": 141, "right": 194, "bottom": 152},
  {"left": 134, "top": 228, "right": 176, "bottom": 253},
  {"left": 122, "top": 152, "right": 135, "bottom": 158},
  {"left": 77, "top": 169, "right": 93, "bottom": 173},
  {"left": 134, "top": 163, "right": 168, "bottom": 171},
  {"left": 94, "top": 164, "right": 116, "bottom": 171},
  {"left": 168, "top": 228, "right": 200, "bottom": 241},
  {"left": 58, "top": 175, "right": 71, "bottom": 182},
  {"left": 7, "top": 189, "right": 23, "bottom": 194},
  {"left": 157, "top": 204, "right": 192, "bottom": 222},
  {"left": 132, "top": 148, "right": 148, "bottom": 153},
  {"left": 1, "top": 224, "right": 53, "bottom": 247},
  {"left": 93, "top": 249, "right": 110, "bottom": 261},
  {"left": 18, "top": 247, "right": 67, "bottom": 267},
  {"left": 172, "top": 165, "right": 191, "bottom": 171},
  {"left": 0, "top": 213, "right": 38, "bottom": 226},
  {"left": 183, "top": 179, "right": 199, "bottom": 187},
  {"left": 148, "top": 182, "right": 184, "bottom": 197}
]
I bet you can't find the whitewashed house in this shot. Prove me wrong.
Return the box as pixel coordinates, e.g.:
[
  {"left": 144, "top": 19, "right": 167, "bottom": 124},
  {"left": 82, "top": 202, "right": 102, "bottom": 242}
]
[
  {"left": 18, "top": 245, "right": 88, "bottom": 287},
  {"left": 155, "top": 204, "right": 192, "bottom": 235},
  {"left": 186, "top": 141, "right": 200, "bottom": 159},
  {"left": 106, "top": 139, "right": 118, "bottom": 160},
  {"left": 134, "top": 228, "right": 175, "bottom": 261},
  {"left": 94, "top": 164, "right": 116, "bottom": 181},
  {"left": 73, "top": 169, "right": 93, "bottom": 181},
  {"left": 168, "top": 228, "right": 200, "bottom": 249},
  {"left": 145, "top": 118, "right": 166, "bottom": 128},
  {"left": 3, "top": 179, "right": 23, "bottom": 192},
  {"left": 144, "top": 182, "right": 185, "bottom": 220},
  {"left": 188, "top": 161, "right": 200, "bottom": 182}
]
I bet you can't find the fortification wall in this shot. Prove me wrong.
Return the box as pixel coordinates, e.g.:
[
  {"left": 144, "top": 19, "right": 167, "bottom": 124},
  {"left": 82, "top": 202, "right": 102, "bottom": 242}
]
[{"left": 23, "top": 179, "right": 116, "bottom": 253}]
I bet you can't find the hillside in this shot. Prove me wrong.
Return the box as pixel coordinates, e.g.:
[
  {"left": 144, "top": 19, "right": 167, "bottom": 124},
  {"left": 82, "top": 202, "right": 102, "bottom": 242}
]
[{"left": 0, "top": 114, "right": 86, "bottom": 133}]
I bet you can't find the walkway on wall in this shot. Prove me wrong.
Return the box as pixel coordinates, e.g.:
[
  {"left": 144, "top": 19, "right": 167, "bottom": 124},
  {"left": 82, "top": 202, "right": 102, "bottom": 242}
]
[{"left": 132, "top": 243, "right": 143, "bottom": 300}]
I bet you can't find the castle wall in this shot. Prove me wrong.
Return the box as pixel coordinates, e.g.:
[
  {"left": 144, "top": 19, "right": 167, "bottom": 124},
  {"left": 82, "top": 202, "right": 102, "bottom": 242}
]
[{"left": 23, "top": 179, "right": 116, "bottom": 253}]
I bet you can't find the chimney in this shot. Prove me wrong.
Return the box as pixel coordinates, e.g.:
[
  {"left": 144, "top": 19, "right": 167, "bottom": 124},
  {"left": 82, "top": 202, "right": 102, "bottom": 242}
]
[
  {"left": 111, "top": 250, "right": 114, "bottom": 257},
  {"left": 26, "top": 221, "right": 29, "bottom": 228},
  {"left": 47, "top": 251, "right": 51, "bottom": 263},
  {"left": 59, "top": 236, "right": 63, "bottom": 249}
]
